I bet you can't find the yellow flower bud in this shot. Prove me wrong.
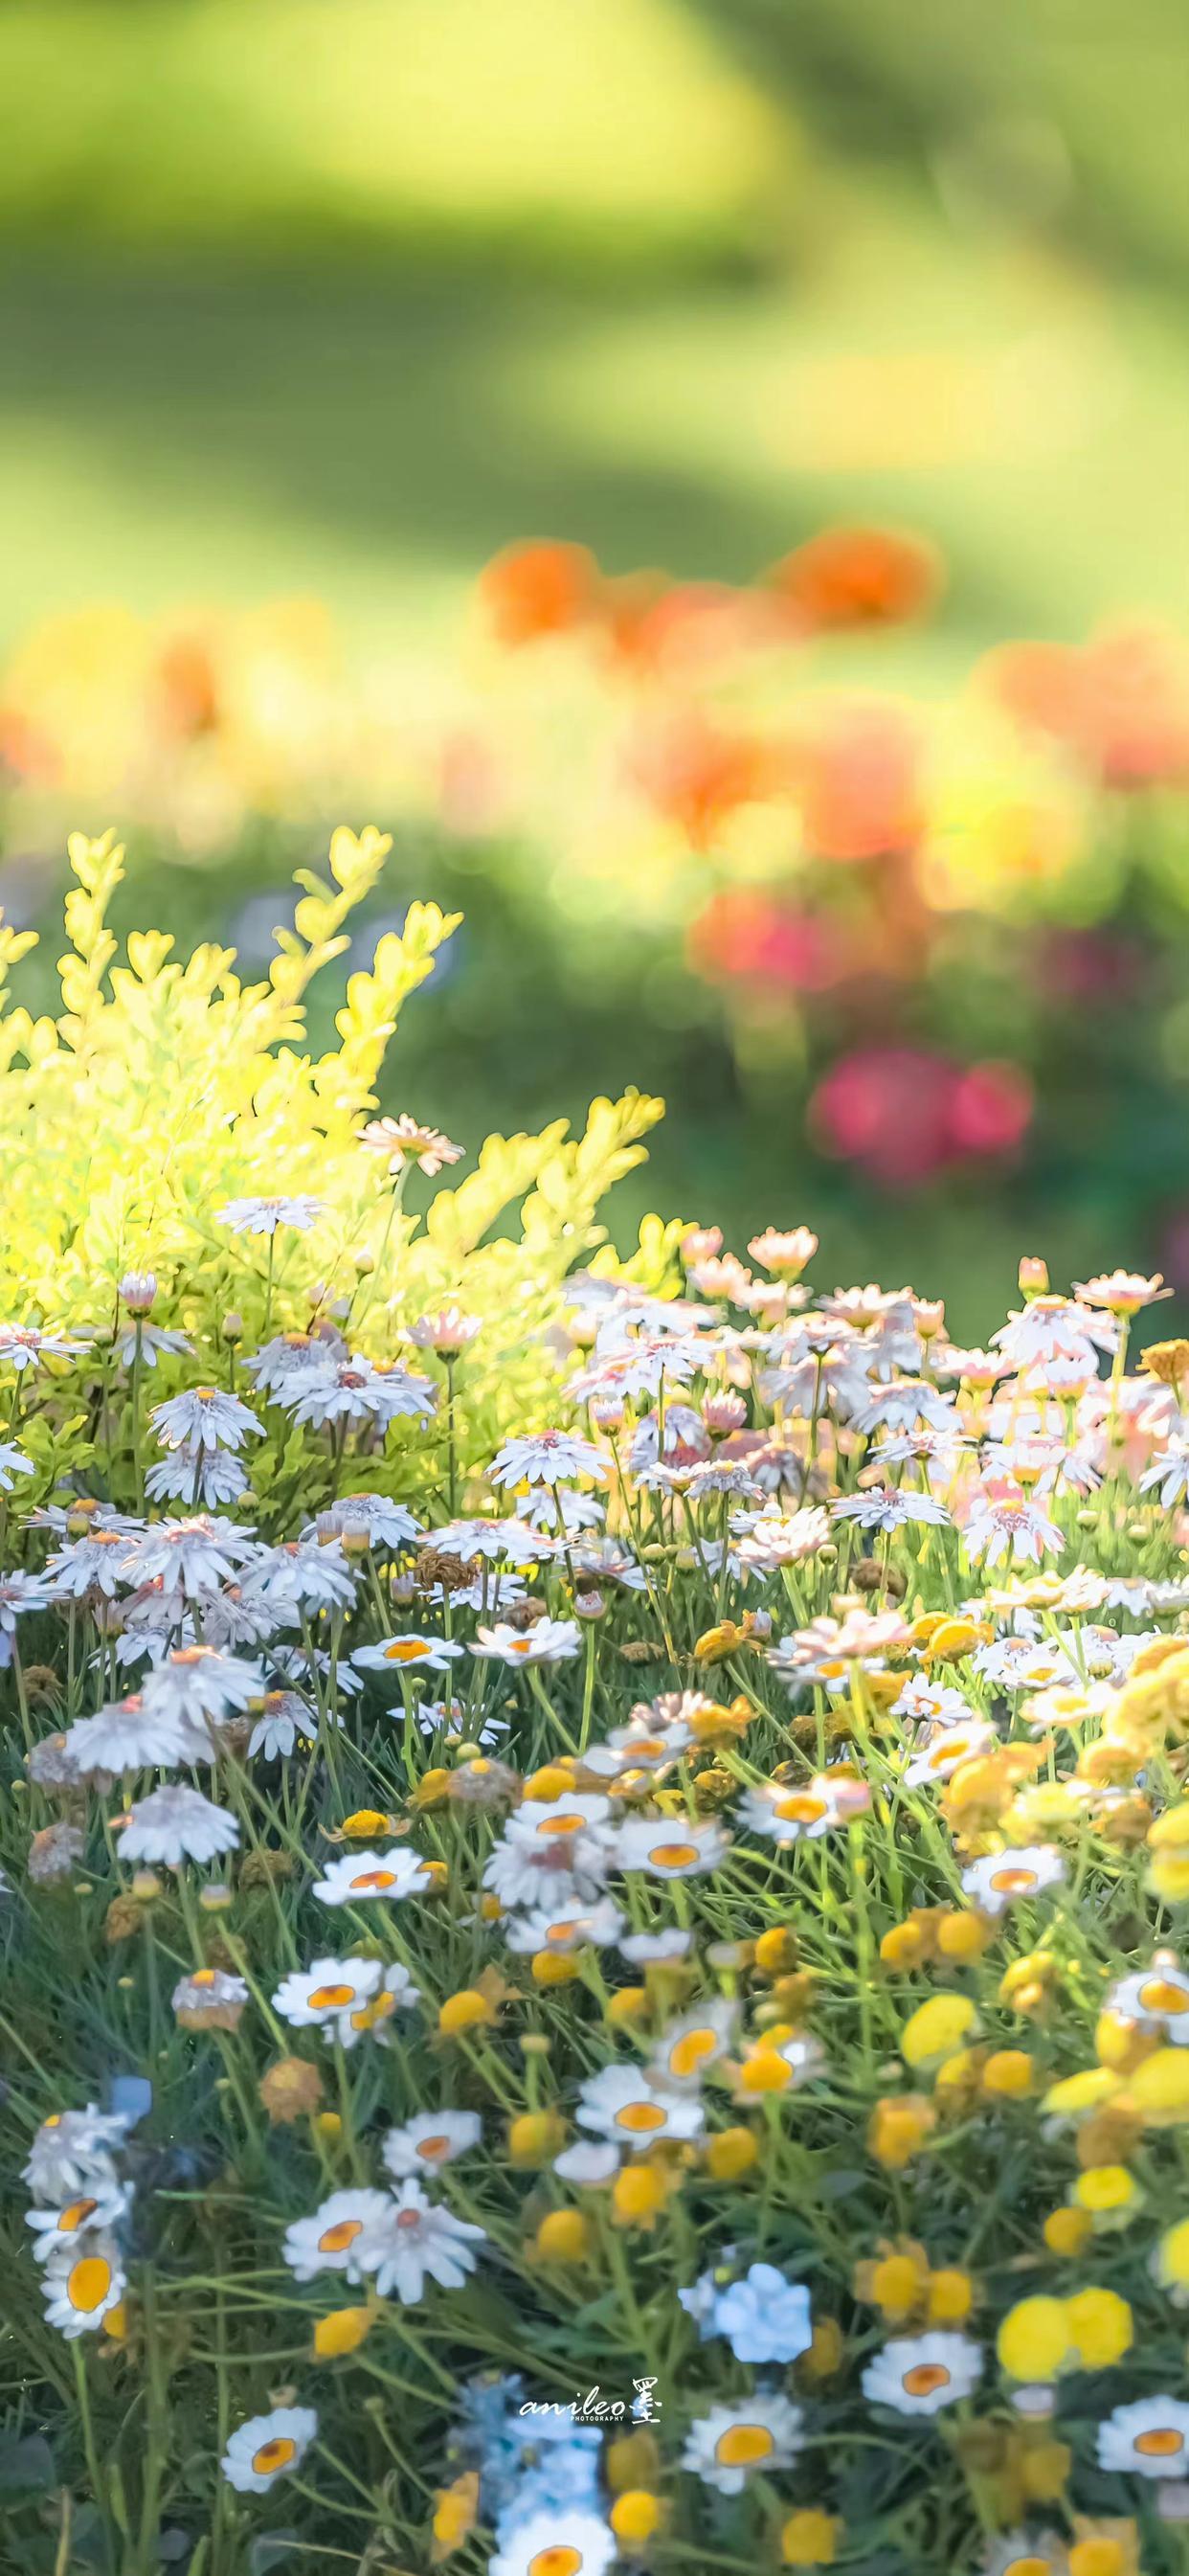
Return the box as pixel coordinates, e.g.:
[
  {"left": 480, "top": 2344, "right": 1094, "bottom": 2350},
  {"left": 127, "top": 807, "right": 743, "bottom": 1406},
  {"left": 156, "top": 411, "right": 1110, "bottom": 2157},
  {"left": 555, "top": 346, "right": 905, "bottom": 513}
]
[
  {"left": 531, "top": 1950, "right": 581, "bottom": 1986},
  {"left": 533, "top": 2208, "right": 590, "bottom": 2263},
  {"left": 506, "top": 2112, "right": 567, "bottom": 2167},
  {"left": 901, "top": 1993, "right": 977, "bottom": 2068},
  {"left": 998, "top": 2295, "right": 1070, "bottom": 2381},
  {"left": 704, "top": 2125, "right": 759, "bottom": 2181},
  {"left": 928, "top": 2268, "right": 974, "bottom": 2324},
  {"left": 780, "top": 2508, "right": 840, "bottom": 2566},
  {"left": 313, "top": 2305, "right": 374, "bottom": 2359},
  {"left": 612, "top": 2160, "right": 670, "bottom": 2229},
  {"left": 1043, "top": 2205, "right": 1092, "bottom": 2257},
  {"left": 610, "top": 2491, "right": 665, "bottom": 2548},
  {"left": 437, "top": 1988, "right": 496, "bottom": 2035},
  {"left": 1131, "top": 2047, "right": 1189, "bottom": 2123},
  {"left": 1072, "top": 2166, "right": 1137, "bottom": 2218},
  {"left": 981, "top": 2049, "right": 1034, "bottom": 2099},
  {"left": 1064, "top": 2287, "right": 1133, "bottom": 2369}
]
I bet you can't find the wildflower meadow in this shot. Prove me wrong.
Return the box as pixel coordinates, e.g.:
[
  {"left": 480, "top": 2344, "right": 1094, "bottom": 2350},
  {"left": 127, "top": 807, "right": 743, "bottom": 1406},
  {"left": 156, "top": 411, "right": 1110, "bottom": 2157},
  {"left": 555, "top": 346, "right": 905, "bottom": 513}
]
[{"left": 9, "top": 825, "right": 1189, "bottom": 2576}]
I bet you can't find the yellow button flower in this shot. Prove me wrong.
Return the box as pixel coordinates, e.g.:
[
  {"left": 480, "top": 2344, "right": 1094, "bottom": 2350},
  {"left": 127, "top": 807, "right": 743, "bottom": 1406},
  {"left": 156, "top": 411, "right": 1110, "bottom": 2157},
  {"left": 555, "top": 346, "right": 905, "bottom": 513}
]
[
  {"left": 1065, "top": 2287, "right": 1133, "bottom": 2369},
  {"left": 901, "top": 1993, "right": 977, "bottom": 2068},
  {"left": 1072, "top": 2166, "right": 1138, "bottom": 2220},
  {"left": 997, "top": 2295, "right": 1071, "bottom": 2380},
  {"left": 781, "top": 2509, "right": 840, "bottom": 2566},
  {"left": 1131, "top": 2047, "right": 1189, "bottom": 2123}
]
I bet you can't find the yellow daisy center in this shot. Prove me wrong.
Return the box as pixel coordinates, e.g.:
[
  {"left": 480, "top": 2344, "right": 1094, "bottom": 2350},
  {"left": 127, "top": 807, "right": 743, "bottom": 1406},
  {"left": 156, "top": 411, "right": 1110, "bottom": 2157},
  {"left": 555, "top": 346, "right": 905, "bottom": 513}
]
[
  {"left": 319, "top": 2219, "right": 363, "bottom": 2254},
  {"left": 252, "top": 2436, "right": 297, "bottom": 2475},
  {"left": 715, "top": 2424, "right": 774, "bottom": 2468},
  {"left": 616, "top": 2100, "right": 668, "bottom": 2134},
  {"left": 68, "top": 2256, "right": 112, "bottom": 2313},
  {"left": 903, "top": 2362, "right": 951, "bottom": 2397}
]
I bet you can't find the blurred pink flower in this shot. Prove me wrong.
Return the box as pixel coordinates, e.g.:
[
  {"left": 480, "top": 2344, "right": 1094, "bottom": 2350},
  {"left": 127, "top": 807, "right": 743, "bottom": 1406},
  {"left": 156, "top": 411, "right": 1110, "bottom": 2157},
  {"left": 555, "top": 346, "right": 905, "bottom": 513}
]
[{"left": 810, "top": 1047, "right": 1032, "bottom": 1186}]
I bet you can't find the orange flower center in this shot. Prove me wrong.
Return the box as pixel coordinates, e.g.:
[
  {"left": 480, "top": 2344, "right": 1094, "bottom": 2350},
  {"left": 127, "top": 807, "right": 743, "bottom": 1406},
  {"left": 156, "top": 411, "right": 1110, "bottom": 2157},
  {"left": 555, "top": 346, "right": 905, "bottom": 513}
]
[
  {"left": 616, "top": 2100, "right": 668, "bottom": 2134},
  {"left": 715, "top": 2425, "right": 774, "bottom": 2468},
  {"left": 903, "top": 2363, "right": 951, "bottom": 2397},
  {"left": 319, "top": 2220, "right": 363, "bottom": 2253},
  {"left": 252, "top": 2436, "right": 297, "bottom": 2474},
  {"left": 1140, "top": 1977, "right": 1189, "bottom": 2016},
  {"left": 68, "top": 2257, "right": 112, "bottom": 2313}
]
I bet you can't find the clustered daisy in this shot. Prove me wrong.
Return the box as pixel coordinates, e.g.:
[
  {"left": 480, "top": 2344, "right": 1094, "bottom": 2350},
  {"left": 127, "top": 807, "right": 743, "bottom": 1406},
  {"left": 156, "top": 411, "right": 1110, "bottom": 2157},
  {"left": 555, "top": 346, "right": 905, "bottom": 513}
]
[{"left": 9, "top": 850, "right": 1189, "bottom": 2576}]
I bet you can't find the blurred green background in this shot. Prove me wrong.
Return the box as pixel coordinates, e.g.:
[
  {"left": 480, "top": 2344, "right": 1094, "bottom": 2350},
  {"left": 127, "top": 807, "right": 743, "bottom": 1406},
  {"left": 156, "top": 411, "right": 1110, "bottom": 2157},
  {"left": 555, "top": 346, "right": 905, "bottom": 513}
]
[{"left": 5, "top": 0, "right": 1189, "bottom": 1331}]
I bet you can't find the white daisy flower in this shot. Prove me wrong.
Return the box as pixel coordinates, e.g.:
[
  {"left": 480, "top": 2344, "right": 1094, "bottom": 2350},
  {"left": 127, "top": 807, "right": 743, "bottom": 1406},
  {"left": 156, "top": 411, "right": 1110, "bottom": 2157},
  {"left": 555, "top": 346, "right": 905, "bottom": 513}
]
[
  {"left": 143, "top": 1643, "right": 265, "bottom": 1729},
  {"left": 247, "top": 1689, "right": 322, "bottom": 1760},
  {"left": 904, "top": 1720, "right": 997, "bottom": 1787},
  {"left": 1076, "top": 1269, "right": 1169, "bottom": 1314},
  {"left": 1097, "top": 2396, "right": 1189, "bottom": 2476},
  {"left": 282, "top": 2189, "right": 393, "bottom": 2281},
  {"left": 358, "top": 2178, "right": 485, "bottom": 2302},
  {"left": 488, "top": 2508, "right": 617, "bottom": 2576},
  {"left": 274, "top": 1956, "right": 389, "bottom": 2031},
  {"left": 489, "top": 1430, "right": 608, "bottom": 1490},
  {"left": 483, "top": 1796, "right": 614, "bottom": 1911},
  {"left": 220, "top": 2405, "right": 318, "bottom": 2492},
  {"left": 216, "top": 1194, "right": 323, "bottom": 1236},
  {"left": 682, "top": 2393, "right": 803, "bottom": 2493},
  {"left": 118, "top": 1785, "right": 239, "bottom": 1868},
  {"left": 850, "top": 1378, "right": 960, "bottom": 1437},
  {"left": 312, "top": 1847, "right": 431, "bottom": 1907},
  {"left": 614, "top": 1816, "right": 730, "bottom": 1879},
  {"left": 151, "top": 1388, "right": 263, "bottom": 1454},
  {"left": 0, "top": 1442, "right": 34, "bottom": 1489},
  {"left": 575, "top": 2065, "right": 704, "bottom": 2155},
  {"left": 833, "top": 1485, "right": 951, "bottom": 1532},
  {"left": 961, "top": 1844, "right": 1066, "bottom": 1917},
  {"left": 242, "top": 1331, "right": 339, "bottom": 1400},
  {"left": 472, "top": 1618, "right": 581, "bottom": 1668},
  {"left": 306, "top": 1494, "right": 422, "bottom": 1550},
  {"left": 45, "top": 1530, "right": 137, "bottom": 1600},
  {"left": 863, "top": 2331, "right": 982, "bottom": 2416},
  {"left": 286, "top": 1358, "right": 436, "bottom": 1431},
  {"left": 62, "top": 1695, "right": 190, "bottom": 1778},
  {"left": 740, "top": 1774, "right": 870, "bottom": 1843},
  {"left": 40, "top": 2237, "right": 126, "bottom": 2339},
  {"left": 733, "top": 1506, "right": 832, "bottom": 1572},
  {"left": 650, "top": 2000, "right": 737, "bottom": 2090},
  {"left": 145, "top": 1448, "right": 250, "bottom": 1511},
  {"left": 122, "top": 1517, "right": 256, "bottom": 1596},
  {"left": 504, "top": 1898, "right": 625, "bottom": 1955},
  {"left": 25, "top": 2179, "right": 130, "bottom": 2262},
  {"left": 433, "top": 1516, "right": 554, "bottom": 1565},
  {"left": 891, "top": 1676, "right": 972, "bottom": 1728},
  {"left": 353, "top": 1632, "right": 465, "bottom": 1677},
  {"left": 1108, "top": 1961, "right": 1189, "bottom": 2040},
  {"left": 381, "top": 2111, "right": 482, "bottom": 2179},
  {"left": 992, "top": 1298, "right": 1116, "bottom": 1369},
  {"left": 23, "top": 2107, "right": 130, "bottom": 2201},
  {"left": 0, "top": 1322, "right": 88, "bottom": 1372},
  {"left": 258, "top": 1538, "right": 360, "bottom": 1616},
  {"left": 964, "top": 1482, "right": 1064, "bottom": 1567},
  {"left": 361, "top": 1115, "right": 462, "bottom": 1177}
]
